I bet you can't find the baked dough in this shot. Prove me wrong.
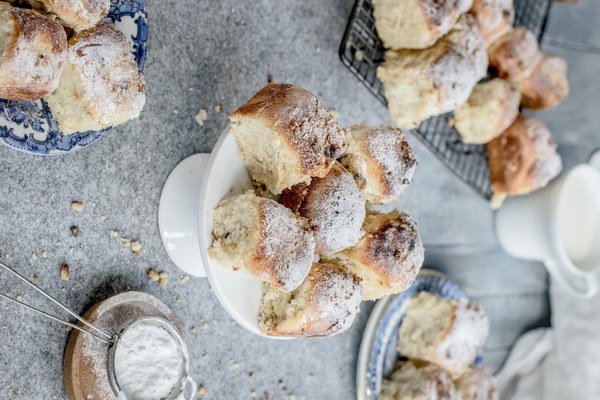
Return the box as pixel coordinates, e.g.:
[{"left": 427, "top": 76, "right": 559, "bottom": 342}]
[
  {"left": 455, "top": 365, "right": 498, "bottom": 400},
  {"left": 0, "top": 2, "right": 66, "bottom": 101},
  {"left": 488, "top": 27, "right": 541, "bottom": 81},
  {"left": 487, "top": 114, "right": 562, "bottom": 203},
  {"left": 378, "top": 14, "right": 488, "bottom": 128},
  {"left": 24, "top": 0, "right": 110, "bottom": 31},
  {"left": 454, "top": 78, "right": 521, "bottom": 144},
  {"left": 470, "top": 0, "right": 515, "bottom": 45},
  {"left": 373, "top": 0, "right": 473, "bottom": 49},
  {"left": 209, "top": 193, "right": 315, "bottom": 292},
  {"left": 325, "top": 208, "right": 424, "bottom": 301},
  {"left": 229, "top": 83, "right": 347, "bottom": 194},
  {"left": 379, "top": 360, "right": 459, "bottom": 400},
  {"left": 519, "top": 53, "right": 569, "bottom": 111},
  {"left": 279, "top": 162, "right": 366, "bottom": 254},
  {"left": 397, "top": 291, "right": 489, "bottom": 379},
  {"left": 340, "top": 124, "right": 417, "bottom": 205},
  {"left": 44, "top": 23, "right": 145, "bottom": 134},
  {"left": 259, "top": 262, "right": 361, "bottom": 338}
]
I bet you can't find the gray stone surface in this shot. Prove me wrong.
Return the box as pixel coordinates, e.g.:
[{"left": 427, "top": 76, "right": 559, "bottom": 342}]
[{"left": 0, "top": 0, "right": 597, "bottom": 399}]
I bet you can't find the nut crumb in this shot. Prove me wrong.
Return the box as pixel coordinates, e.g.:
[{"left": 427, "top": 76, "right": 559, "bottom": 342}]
[
  {"left": 180, "top": 275, "right": 190, "bottom": 283},
  {"left": 109, "top": 230, "right": 119, "bottom": 238},
  {"left": 214, "top": 104, "right": 222, "bottom": 112},
  {"left": 132, "top": 251, "right": 140, "bottom": 257},
  {"left": 121, "top": 238, "right": 131, "bottom": 248},
  {"left": 66, "top": 326, "right": 72, "bottom": 332},
  {"left": 268, "top": 75, "right": 276, "bottom": 84},
  {"left": 202, "top": 322, "right": 208, "bottom": 329},
  {"left": 70, "top": 226, "right": 80, "bottom": 238},
  {"left": 41, "top": 251, "right": 48, "bottom": 258},
  {"left": 159, "top": 277, "right": 169, "bottom": 287},
  {"left": 198, "top": 386, "right": 207, "bottom": 397},
  {"left": 100, "top": 215, "right": 107, "bottom": 221},
  {"left": 131, "top": 241, "right": 142, "bottom": 252},
  {"left": 159, "top": 272, "right": 169, "bottom": 279},
  {"left": 147, "top": 268, "right": 159, "bottom": 281},
  {"left": 176, "top": 297, "right": 182, "bottom": 303},
  {"left": 202, "top": 353, "right": 209, "bottom": 359},
  {"left": 71, "top": 202, "right": 84, "bottom": 212},
  {"left": 141, "top": 248, "right": 148, "bottom": 254},
  {"left": 190, "top": 326, "right": 197, "bottom": 333},
  {"left": 15, "top": 295, "right": 23, "bottom": 302},
  {"left": 33, "top": 275, "right": 39, "bottom": 280},
  {"left": 31, "top": 253, "right": 37, "bottom": 260},
  {"left": 195, "top": 109, "right": 208, "bottom": 126},
  {"left": 60, "top": 265, "right": 70, "bottom": 281},
  {"left": 231, "top": 361, "right": 240, "bottom": 369}
]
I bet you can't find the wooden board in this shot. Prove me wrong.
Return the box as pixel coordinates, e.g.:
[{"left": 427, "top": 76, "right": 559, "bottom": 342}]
[{"left": 63, "top": 292, "right": 180, "bottom": 400}]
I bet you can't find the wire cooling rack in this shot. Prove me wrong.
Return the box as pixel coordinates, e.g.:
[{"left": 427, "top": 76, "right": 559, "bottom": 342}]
[{"left": 339, "top": 0, "right": 552, "bottom": 199}]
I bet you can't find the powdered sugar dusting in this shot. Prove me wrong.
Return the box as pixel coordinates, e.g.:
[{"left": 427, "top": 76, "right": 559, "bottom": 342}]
[{"left": 525, "top": 117, "right": 562, "bottom": 186}]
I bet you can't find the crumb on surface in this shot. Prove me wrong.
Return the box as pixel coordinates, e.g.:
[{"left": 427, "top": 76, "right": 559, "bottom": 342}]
[
  {"left": 198, "top": 386, "right": 207, "bottom": 397},
  {"left": 147, "top": 268, "right": 159, "bottom": 281},
  {"left": 131, "top": 241, "right": 142, "bottom": 252},
  {"left": 70, "top": 226, "right": 80, "bottom": 238},
  {"left": 448, "top": 118, "right": 456, "bottom": 127},
  {"left": 33, "top": 275, "right": 39, "bottom": 280},
  {"left": 121, "top": 238, "right": 131, "bottom": 247},
  {"left": 159, "top": 277, "right": 169, "bottom": 287},
  {"left": 60, "top": 265, "right": 70, "bottom": 281},
  {"left": 214, "top": 104, "right": 222, "bottom": 112},
  {"left": 109, "top": 230, "right": 119, "bottom": 238},
  {"left": 70, "top": 202, "right": 84, "bottom": 212},
  {"left": 15, "top": 295, "right": 23, "bottom": 302},
  {"left": 31, "top": 253, "right": 37, "bottom": 260},
  {"left": 231, "top": 361, "right": 240, "bottom": 369},
  {"left": 180, "top": 275, "right": 190, "bottom": 283},
  {"left": 328, "top": 109, "right": 341, "bottom": 119},
  {"left": 41, "top": 251, "right": 48, "bottom": 258},
  {"left": 195, "top": 109, "right": 208, "bottom": 126},
  {"left": 202, "top": 353, "right": 209, "bottom": 359}
]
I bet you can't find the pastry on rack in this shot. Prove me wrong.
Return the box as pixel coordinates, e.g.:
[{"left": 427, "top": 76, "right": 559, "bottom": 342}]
[
  {"left": 487, "top": 114, "right": 562, "bottom": 205},
  {"left": 279, "top": 162, "right": 366, "bottom": 254},
  {"left": 229, "top": 83, "right": 347, "bottom": 194},
  {"left": 21, "top": 0, "right": 110, "bottom": 31},
  {"left": 379, "top": 360, "right": 459, "bottom": 400},
  {"left": 259, "top": 262, "right": 362, "bottom": 338},
  {"left": 372, "top": 0, "right": 473, "bottom": 50},
  {"left": 44, "top": 23, "right": 145, "bottom": 134},
  {"left": 519, "top": 53, "right": 569, "bottom": 111},
  {"left": 0, "top": 2, "right": 67, "bottom": 101},
  {"left": 209, "top": 193, "right": 315, "bottom": 292},
  {"left": 325, "top": 209, "right": 424, "bottom": 301},
  {"left": 378, "top": 14, "right": 488, "bottom": 128},
  {"left": 397, "top": 291, "right": 489, "bottom": 379},
  {"left": 454, "top": 78, "right": 521, "bottom": 144},
  {"left": 340, "top": 124, "right": 417, "bottom": 205},
  {"left": 488, "top": 27, "right": 541, "bottom": 81},
  {"left": 455, "top": 365, "right": 498, "bottom": 400},
  {"left": 470, "top": 0, "right": 515, "bottom": 45}
]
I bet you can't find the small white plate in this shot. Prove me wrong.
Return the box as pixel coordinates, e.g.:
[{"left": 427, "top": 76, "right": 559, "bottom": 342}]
[{"left": 197, "top": 127, "right": 275, "bottom": 337}]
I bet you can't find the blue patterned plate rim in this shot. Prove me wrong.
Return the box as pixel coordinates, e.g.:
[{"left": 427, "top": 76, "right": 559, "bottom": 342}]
[
  {"left": 356, "top": 269, "right": 484, "bottom": 400},
  {"left": 0, "top": 0, "right": 148, "bottom": 155}
]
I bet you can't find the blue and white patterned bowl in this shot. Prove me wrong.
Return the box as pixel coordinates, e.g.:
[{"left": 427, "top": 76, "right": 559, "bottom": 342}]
[
  {"left": 356, "top": 270, "right": 484, "bottom": 400},
  {"left": 0, "top": 0, "right": 148, "bottom": 155}
]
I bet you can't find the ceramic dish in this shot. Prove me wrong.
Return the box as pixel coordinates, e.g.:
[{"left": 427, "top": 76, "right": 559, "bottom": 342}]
[
  {"left": 356, "top": 269, "right": 484, "bottom": 400},
  {"left": 0, "top": 0, "right": 148, "bottom": 155}
]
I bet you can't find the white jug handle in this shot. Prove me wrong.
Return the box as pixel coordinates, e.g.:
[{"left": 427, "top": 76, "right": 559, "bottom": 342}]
[
  {"left": 590, "top": 149, "right": 600, "bottom": 171},
  {"left": 544, "top": 259, "right": 598, "bottom": 299},
  {"left": 181, "top": 376, "right": 197, "bottom": 400}
]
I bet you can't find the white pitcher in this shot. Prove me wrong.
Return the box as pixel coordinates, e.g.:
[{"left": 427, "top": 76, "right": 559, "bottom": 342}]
[{"left": 495, "top": 151, "right": 600, "bottom": 298}]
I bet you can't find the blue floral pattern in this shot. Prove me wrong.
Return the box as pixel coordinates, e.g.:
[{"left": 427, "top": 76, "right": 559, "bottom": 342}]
[{"left": 0, "top": 0, "right": 148, "bottom": 155}]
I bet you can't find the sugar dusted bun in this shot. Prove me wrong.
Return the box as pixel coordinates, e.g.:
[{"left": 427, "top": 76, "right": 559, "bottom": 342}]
[
  {"left": 209, "top": 193, "right": 315, "bottom": 292},
  {"left": 44, "top": 23, "right": 145, "bottom": 134},
  {"left": 259, "top": 262, "right": 362, "bottom": 338},
  {"left": 378, "top": 14, "right": 488, "bottom": 128},
  {"left": 455, "top": 365, "right": 498, "bottom": 400},
  {"left": 279, "top": 162, "right": 366, "bottom": 254},
  {"left": 379, "top": 360, "right": 459, "bottom": 400},
  {"left": 487, "top": 114, "right": 562, "bottom": 203},
  {"left": 488, "top": 27, "right": 541, "bottom": 81},
  {"left": 0, "top": 2, "right": 66, "bottom": 101},
  {"left": 229, "top": 83, "right": 347, "bottom": 195},
  {"left": 25, "top": 0, "right": 110, "bottom": 31},
  {"left": 519, "top": 53, "right": 569, "bottom": 111},
  {"left": 471, "top": 0, "right": 515, "bottom": 45},
  {"left": 326, "top": 209, "right": 424, "bottom": 301},
  {"left": 372, "top": 0, "right": 473, "bottom": 50},
  {"left": 454, "top": 78, "right": 521, "bottom": 144},
  {"left": 340, "top": 124, "right": 417, "bottom": 205},
  {"left": 398, "top": 292, "right": 489, "bottom": 379}
]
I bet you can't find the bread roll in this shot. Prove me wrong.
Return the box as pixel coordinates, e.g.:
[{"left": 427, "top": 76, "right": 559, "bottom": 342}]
[
  {"left": 24, "top": 0, "right": 110, "bottom": 31},
  {"left": 379, "top": 360, "right": 459, "bottom": 400},
  {"left": 209, "top": 193, "right": 315, "bottom": 292},
  {"left": 372, "top": 0, "right": 473, "bottom": 50},
  {"left": 378, "top": 14, "right": 488, "bottom": 128},
  {"left": 229, "top": 83, "right": 347, "bottom": 194},
  {"left": 398, "top": 292, "right": 489, "bottom": 379},
  {"left": 488, "top": 27, "right": 541, "bottom": 81},
  {"left": 519, "top": 53, "right": 569, "bottom": 111},
  {"left": 487, "top": 114, "right": 562, "bottom": 203},
  {"left": 471, "top": 0, "right": 514, "bottom": 45},
  {"left": 326, "top": 209, "right": 424, "bottom": 301},
  {"left": 259, "top": 263, "right": 361, "bottom": 338},
  {"left": 340, "top": 124, "right": 417, "bottom": 205},
  {"left": 44, "top": 23, "right": 145, "bottom": 134},
  {"left": 0, "top": 2, "right": 66, "bottom": 101},
  {"left": 454, "top": 78, "right": 521, "bottom": 144},
  {"left": 279, "top": 162, "right": 366, "bottom": 254},
  {"left": 455, "top": 365, "right": 498, "bottom": 400}
]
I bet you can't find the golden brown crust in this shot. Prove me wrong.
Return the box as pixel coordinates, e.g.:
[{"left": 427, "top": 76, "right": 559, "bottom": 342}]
[
  {"left": 470, "top": 0, "right": 514, "bottom": 45},
  {"left": 519, "top": 53, "right": 569, "bottom": 111},
  {"left": 0, "top": 3, "right": 66, "bottom": 101},
  {"left": 487, "top": 114, "right": 562, "bottom": 196},
  {"left": 230, "top": 83, "right": 347, "bottom": 178},
  {"left": 488, "top": 27, "right": 540, "bottom": 81}
]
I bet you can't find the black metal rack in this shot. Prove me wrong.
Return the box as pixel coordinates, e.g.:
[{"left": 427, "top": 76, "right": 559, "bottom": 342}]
[{"left": 339, "top": 0, "right": 552, "bottom": 199}]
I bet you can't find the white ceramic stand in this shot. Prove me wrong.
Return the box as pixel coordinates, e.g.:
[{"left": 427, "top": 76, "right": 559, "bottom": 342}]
[{"left": 158, "top": 154, "right": 210, "bottom": 277}]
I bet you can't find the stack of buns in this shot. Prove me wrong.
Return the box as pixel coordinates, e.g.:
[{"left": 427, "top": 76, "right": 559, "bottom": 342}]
[
  {"left": 210, "top": 83, "right": 424, "bottom": 338},
  {"left": 371, "top": 0, "right": 568, "bottom": 207},
  {"left": 0, "top": 0, "right": 145, "bottom": 134},
  {"left": 379, "top": 291, "right": 497, "bottom": 400}
]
